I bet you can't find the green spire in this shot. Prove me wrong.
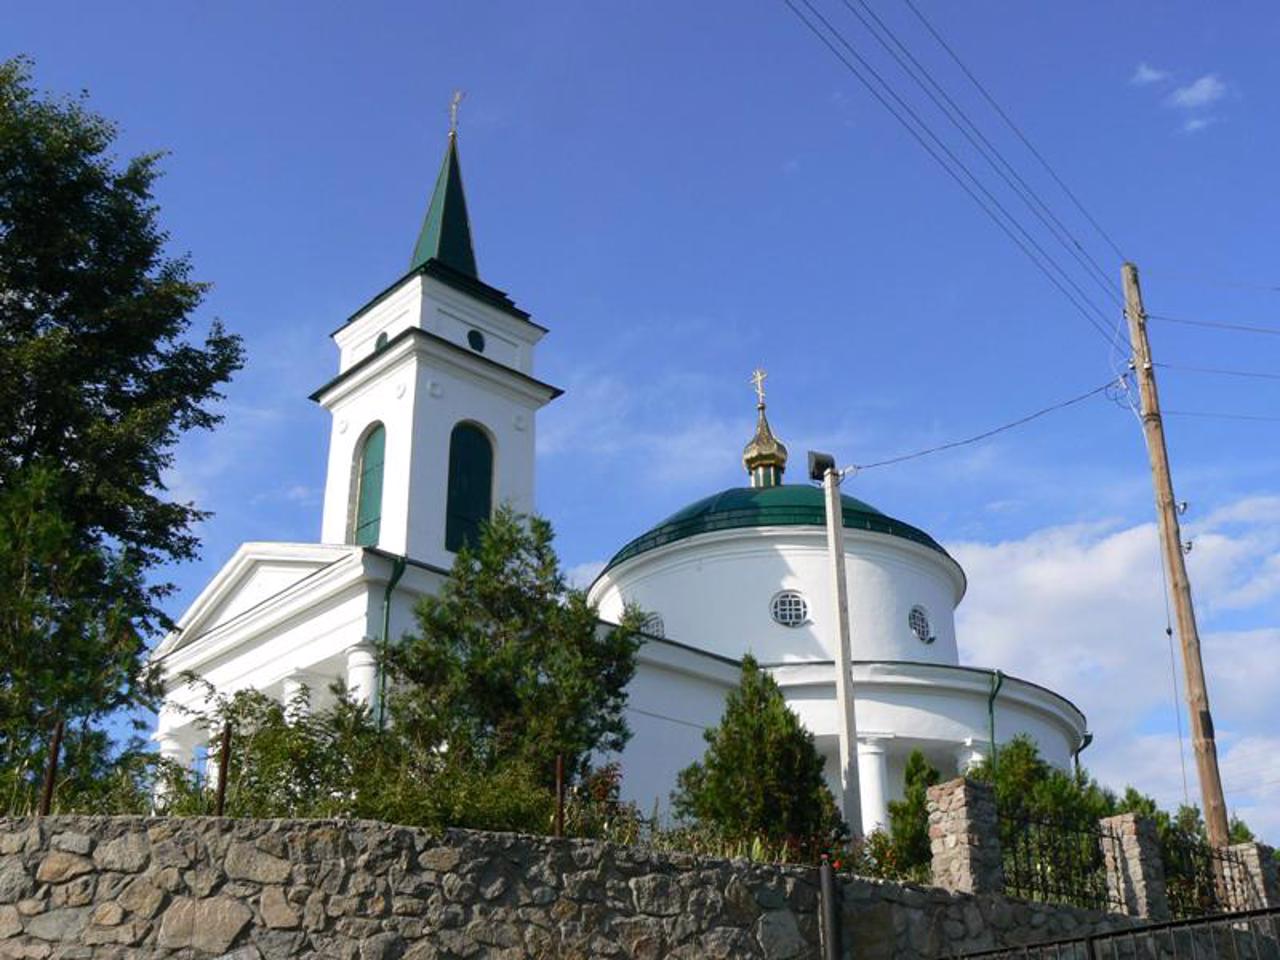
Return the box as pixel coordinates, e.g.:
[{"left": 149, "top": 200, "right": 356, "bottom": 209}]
[{"left": 410, "top": 132, "right": 478, "bottom": 278}]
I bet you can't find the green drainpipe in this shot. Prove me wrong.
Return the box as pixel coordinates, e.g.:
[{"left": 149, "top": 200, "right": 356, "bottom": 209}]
[
  {"left": 1072, "top": 731, "right": 1094, "bottom": 777},
  {"left": 376, "top": 555, "right": 407, "bottom": 729},
  {"left": 987, "top": 669, "right": 1004, "bottom": 769}
]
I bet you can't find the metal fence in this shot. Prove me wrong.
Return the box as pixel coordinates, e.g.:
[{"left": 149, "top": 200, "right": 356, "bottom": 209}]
[
  {"left": 954, "top": 906, "right": 1280, "bottom": 960},
  {"left": 1164, "top": 830, "right": 1258, "bottom": 919},
  {"left": 1000, "top": 812, "right": 1125, "bottom": 913}
]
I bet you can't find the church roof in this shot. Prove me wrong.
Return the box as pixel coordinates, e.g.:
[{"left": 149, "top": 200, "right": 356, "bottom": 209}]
[
  {"left": 410, "top": 132, "right": 478, "bottom": 278},
  {"left": 603, "top": 484, "right": 951, "bottom": 572}
]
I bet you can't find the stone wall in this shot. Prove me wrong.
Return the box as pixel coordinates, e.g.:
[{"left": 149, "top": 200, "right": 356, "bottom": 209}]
[{"left": 0, "top": 816, "right": 1131, "bottom": 960}]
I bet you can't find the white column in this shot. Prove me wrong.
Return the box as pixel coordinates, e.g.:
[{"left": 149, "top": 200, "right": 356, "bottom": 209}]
[
  {"left": 857, "top": 737, "right": 891, "bottom": 833},
  {"left": 151, "top": 718, "right": 194, "bottom": 808},
  {"left": 282, "top": 671, "right": 315, "bottom": 720},
  {"left": 154, "top": 731, "right": 190, "bottom": 767},
  {"left": 346, "top": 642, "right": 379, "bottom": 710},
  {"left": 956, "top": 738, "right": 988, "bottom": 775}
]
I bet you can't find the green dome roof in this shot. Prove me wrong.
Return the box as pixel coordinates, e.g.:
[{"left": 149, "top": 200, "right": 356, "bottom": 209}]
[{"left": 603, "top": 484, "right": 951, "bottom": 572}]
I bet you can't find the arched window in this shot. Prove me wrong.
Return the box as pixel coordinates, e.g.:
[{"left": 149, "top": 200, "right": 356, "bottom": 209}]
[
  {"left": 445, "top": 422, "right": 494, "bottom": 552},
  {"left": 352, "top": 424, "right": 386, "bottom": 546}
]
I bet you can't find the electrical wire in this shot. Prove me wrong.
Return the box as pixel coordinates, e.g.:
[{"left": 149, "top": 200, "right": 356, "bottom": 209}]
[
  {"left": 1140, "top": 270, "right": 1280, "bottom": 294},
  {"left": 1154, "top": 362, "right": 1280, "bottom": 383},
  {"left": 1155, "top": 547, "right": 1192, "bottom": 807},
  {"left": 1163, "top": 410, "right": 1280, "bottom": 423},
  {"left": 837, "top": 0, "right": 1121, "bottom": 307},
  {"left": 1148, "top": 314, "right": 1280, "bottom": 337},
  {"left": 782, "top": 0, "right": 1120, "bottom": 349},
  {"left": 851, "top": 375, "right": 1126, "bottom": 471},
  {"left": 900, "top": 0, "right": 1127, "bottom": 264}
]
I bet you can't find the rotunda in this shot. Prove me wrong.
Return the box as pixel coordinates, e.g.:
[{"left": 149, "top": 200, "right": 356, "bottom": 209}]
[{"left": 590, "top": 379, "right": 1088, "bottom": 830}]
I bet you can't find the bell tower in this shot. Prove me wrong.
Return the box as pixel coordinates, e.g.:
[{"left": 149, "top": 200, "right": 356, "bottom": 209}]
[{"left": 313, "top": 118, "right": 561, "bottom": 569}]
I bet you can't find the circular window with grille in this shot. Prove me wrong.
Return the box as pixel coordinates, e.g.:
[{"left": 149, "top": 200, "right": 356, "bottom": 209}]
[
  {"left": 771, "top": 591, "right": 808, "bottom": 627},
  {"left": 641, "top": 613, "right": 665, "bottom": 638},
  {"left": 909, "top": 605, "right": 934, "bottom": 644}
]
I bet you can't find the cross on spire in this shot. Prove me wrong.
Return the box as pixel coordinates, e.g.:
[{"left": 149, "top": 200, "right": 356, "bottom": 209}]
[
  {"left": 449, "top": 89, "right": 465, "bottom": 136},
  {"left": 750, "top": 368, "right": 768, "bottom": 407}
]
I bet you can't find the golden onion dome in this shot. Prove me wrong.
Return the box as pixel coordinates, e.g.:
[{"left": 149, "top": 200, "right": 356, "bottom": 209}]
[{"left": 743, "top": 369, "right": 787, "bottom": 487}]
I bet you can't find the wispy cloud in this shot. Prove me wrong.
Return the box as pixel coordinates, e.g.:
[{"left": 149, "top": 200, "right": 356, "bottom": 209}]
[
  {"left": 1131, "top": 62, "right": 1170, "bottom": 86},
  {"left": 1182, "top": 117, "right": 1216, "bottom": 134},
  {"left": 1168, "top": 74, "right": 1227, "bottom": 109}
]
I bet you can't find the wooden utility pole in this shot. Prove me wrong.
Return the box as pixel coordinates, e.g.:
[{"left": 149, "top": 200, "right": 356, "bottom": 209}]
[{"left": 1122, "top": 261, "right": 1230, "bottom": 849}]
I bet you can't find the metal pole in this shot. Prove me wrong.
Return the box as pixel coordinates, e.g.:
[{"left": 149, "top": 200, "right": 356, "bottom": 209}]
[
  {"left": 37, "top": 717, "right": 64, "bottom": 817},
  {"left": 554, "top": 754, "right": 566, "bottom": 838},
  {"left": 376, "top": 555, "right": 407, "bottom": 730},
  {"left": 1122, "top": 262, "right": 1230, "bottom": 850},
  {"left": 823, "top": 465, "right": 863, "bottom": 837},
  {"left": 819, "top": 855, "right": 842, "bottom": 960},
  {"left": 214, "top": 722, "right": 232, "bottom": 817}
]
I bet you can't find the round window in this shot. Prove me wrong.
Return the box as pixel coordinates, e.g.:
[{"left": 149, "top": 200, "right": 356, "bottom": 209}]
[
  {"left": 771, "top": 591, "right": 808, "bottom": 627},
  {"left": 467, "top": 329, "right": 486, "bottom": 352},
  {"left": 909, "top": 605, "right": 933, "bottom": 644},
  {"left": 374, "top": 331, "right": 389, "bottom": 352}
]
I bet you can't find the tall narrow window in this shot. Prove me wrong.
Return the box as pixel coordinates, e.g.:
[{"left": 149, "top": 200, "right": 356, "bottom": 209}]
[
  {"left": 353, "top": 424, "right": 385, "bottom": 546},
  {"left": 445, "top": 422, "right": 494, "bottom": 552}
]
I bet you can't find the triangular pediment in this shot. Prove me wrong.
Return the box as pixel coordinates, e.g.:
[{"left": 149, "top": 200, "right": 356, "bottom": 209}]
[{"left": 155, "top": 542, "right": 361, "bottom": 657}]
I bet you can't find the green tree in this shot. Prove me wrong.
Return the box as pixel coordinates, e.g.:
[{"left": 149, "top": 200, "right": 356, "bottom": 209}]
[
  {"left": 673, "top": 654, "right": 844, "bottom": 847},
  {"left": 881, "top": 749, "right": 942, "bottom": 880},
  {"left": 0, "top": 57, "right": 243, "bottom": 789},
  {"left": 388, "top": 505, "right": 643, "bottom": 787},
  {"left": 971, "top": 734, "right": 1116, "bottom": 824}
]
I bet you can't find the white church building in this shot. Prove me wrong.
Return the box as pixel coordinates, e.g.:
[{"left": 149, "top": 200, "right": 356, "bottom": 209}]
[{"left": 153, "top": 129, "right": 1089, "bottom": 831}]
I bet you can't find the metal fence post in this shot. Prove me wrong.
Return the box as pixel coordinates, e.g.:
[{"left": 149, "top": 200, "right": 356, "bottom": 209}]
[
  {"left": 554, "top": 753, "right": 565, "bottom": 838},
  {"left": 214, "top": 721, "right": 232, "bottom": 817},
  {"left": 37, "top": 717, "right": 65, "bottom": 816},
  {"left": 820, "top": 855, "right": 842, "bottom": 960}
]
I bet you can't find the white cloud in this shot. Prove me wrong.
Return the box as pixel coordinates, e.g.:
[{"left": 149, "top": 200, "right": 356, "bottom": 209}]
[
  {"left": 537, "top": 370, "right": 748, "bottom": 488},
  {"left": 1182, "top": 117, "right": 1216, "bottom": 134},
  {"left": 567, "top": 560, "right": 606, "bottom": 590},
  {"left": 1131, "top": 62, "right": 1170, "bottom": 85},
  {"left": 949, "top": 497, "right": 1280, "bottom": 842},
  {"left": 1168, "top": 74, "right": 1227, "bottom": 109}
]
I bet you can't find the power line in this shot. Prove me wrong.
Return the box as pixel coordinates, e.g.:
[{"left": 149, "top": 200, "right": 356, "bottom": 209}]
[
  {"left": 838, "top": 0, "right": 1121, "bottom": 306},
  {"left": 782, "top": 0, "right": 1120, "bottom": 349},
  {"left": 1155, "top": 362, "right": 1280, "bottom": 383},
  {"left": 852, "top": 375, "right": 1125, "bottom": 470},
  {"left": 900, "top": 0, "right": 1127, "bottom": 264},
  {"left": 1141, "top": 270, "right": 1280, "bottom": 294},
  {"left": 1164, "top": 410, "right": 1280, "bottom": 423},
  {"left": 1148, "top": 313, "right": 1280, "bottom": 337}
]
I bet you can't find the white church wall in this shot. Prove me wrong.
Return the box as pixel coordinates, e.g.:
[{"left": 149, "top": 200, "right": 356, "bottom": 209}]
[
  {"left": 319, "top": 343, "right": 420, "bottom": 552},
  {"left": 612, "top": 637, "right": 739, "bottom": 819},
  {"left": 332, "top": 273, "right": 543, "bottom": 378},
  {"left": 159, "top": 582, "right": 373, "bottom": 747},
  {"left": 403, "top": 352, "right": 540, "bottom": 571},
  {"left": 420, "top": 277, "right": 539, "bottom": 374},
  {"left": 591, "top": 526, "right": 963, "bottom": 667},
  {"left": 318, "top": 340, "right": 543, "bottom": 567},
  {"left": 334, "top": 275, "right": 425, "bottom": 373}
]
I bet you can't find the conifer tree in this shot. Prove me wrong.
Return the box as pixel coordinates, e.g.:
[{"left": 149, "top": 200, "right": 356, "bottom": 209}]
[
  {"left": 0, "top": 57, "right": 243, "bottom": 799},
  {"left": 883, "top": 749, "right": 941, "bottom": 879},
  {"left": 673, "top": 654, "right": 844, "bottom": 844},
  {"left": 388, "top": 505, "right": 643, "bottom": 787}
]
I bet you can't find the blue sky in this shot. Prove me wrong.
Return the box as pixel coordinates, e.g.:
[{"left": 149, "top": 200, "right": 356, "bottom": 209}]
[{"left": 9, "top": 2, "right": 1279, "bottom": 837}]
